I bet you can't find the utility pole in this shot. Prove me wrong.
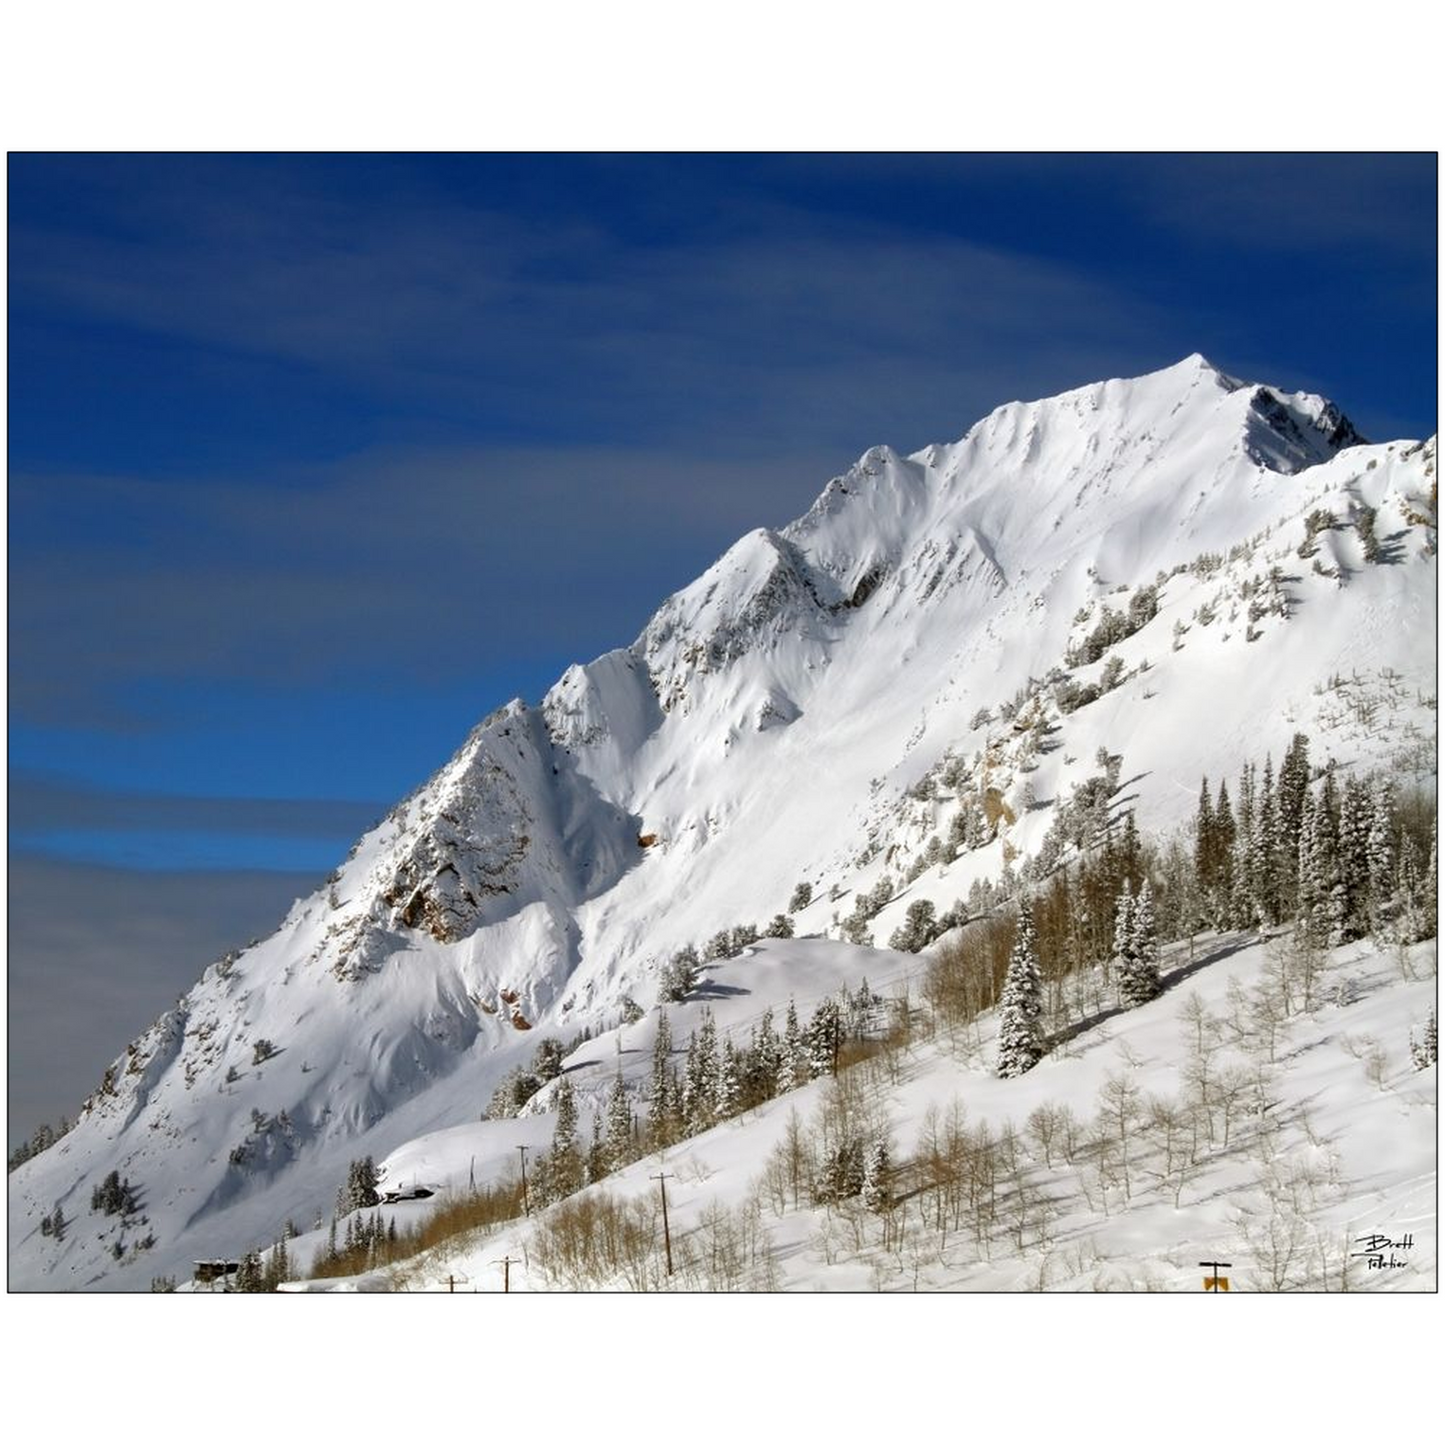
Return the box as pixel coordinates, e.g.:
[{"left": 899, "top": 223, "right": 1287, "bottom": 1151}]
[
  {"left": 494, "top": 1255, "right": 519, "bottom": 1293},
  {"left": 651, "top": 1171, "right": 674, "bottom": 1277},
  {"left": 516, "top": 1144, "right": 531, "bottom": 1216}
]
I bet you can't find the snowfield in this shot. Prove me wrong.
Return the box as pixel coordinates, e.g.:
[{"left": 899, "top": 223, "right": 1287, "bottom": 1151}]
[
  {"left": 284, "top": 930, "right": 1436, "bottom": 1293},
  {"left": 9, "top": 354, "right": 1435, "bottom": 1292}
]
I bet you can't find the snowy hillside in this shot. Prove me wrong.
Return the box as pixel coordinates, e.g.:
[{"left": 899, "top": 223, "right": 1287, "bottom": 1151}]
[
  {"left": 287, "top": 930, "right": 1437, "bottom": 1293},
  {"left": 8, "top": 354, "right": 1436, "bottom": 1291}
]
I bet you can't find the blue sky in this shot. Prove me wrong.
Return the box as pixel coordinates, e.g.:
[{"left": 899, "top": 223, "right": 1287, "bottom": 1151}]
[{"left": 6, "top": 152, "right": 1437, "bottom": 1142}]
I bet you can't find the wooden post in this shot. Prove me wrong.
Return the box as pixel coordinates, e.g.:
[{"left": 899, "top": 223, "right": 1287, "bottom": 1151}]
[
  {"left": 651, "top": 1172, "right": 674, "bottom": 1276},
  {"left": 516, "top": 1144, "right": 531, "bottom": 1216},
  {"left": 494, "top": 1254, "right": 518, "bottom": 1293}
]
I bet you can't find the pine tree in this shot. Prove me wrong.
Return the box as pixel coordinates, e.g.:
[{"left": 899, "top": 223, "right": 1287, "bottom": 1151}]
[
  {"left": 1296, "top": 788, "right": 1324, "bottom": 943},
  {"left": 549, "top": 1075, "right": 582, "bottom": 1197},
  {"left": 235, "top": 1250, "right": 264, "bottom": 1292},
  {"left": 752, "top": 1008, "right": 780, "bottom": 1101},
  {"left": 1368, "top": 779, "right": 1398, "bottom": 927},
  {"left": 587, "top": 1111, "right": 607, "bottom": 1185},
  {"left": 778, "top": 1001, "right": 805, "bottom": 1092},
  {"left": 1229, "top": 764, "right": 1255, "bottom": 928},
  {"left": 681, "top": 1031, "right": 706, "bottom": 1134},
  {"left": 714, "top": 1040, "right": 742, "bottom": 1120},
  {"left": 1336, "top": 775, "right": 1372, "bottom": 941},
  {"left": 1253, "top": 756, "right": 1280, "bottom": 924},
  {"left": 1411, "top": 1009, "right": 1438, "bottom": 1070},
  {"left": 996, "top": 904, "right": 1045, "bottom": 1078},
  {"left": 604, "top": 1072, "right": 632, "bottom": 1173},
  {"left": 661, "top": 945, "right": 701, "bottom": 1002},
  {"left": 764, "top": 912, "right": 794, "bottom": 939},
  {"left": 849, "top": 978, "right": 878, "bottom": 1041},
  {"left": 531, "top": 1037, "right": 565, "bottom": 1081},
  {"left": 1213, "top": 780, "right": 1236, "bottom": 924},
  {"left": 1112, "top": 885, "right": 1135, "bottom": 981},
  {"left": 1119, "top": 880, "right": 1161, "bottom": 1006},
  {"left": 861, "top": 1137, "right": 890, "bottom": 1212},
  {"left": 806, "top": 997, "right": 842, "bottom": 1079},
  {"left": 1277, "top": 732, "right": 1312, "bottom": 910},
  {"left": 647, "top": 1009, "right": 675, "bottom": 1144},
  {"left": 1193, "top": 775, "right": 1215, "bottom": 922}
]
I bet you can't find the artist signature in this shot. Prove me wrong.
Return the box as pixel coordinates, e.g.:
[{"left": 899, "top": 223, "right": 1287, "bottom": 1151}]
[{"left": 1350, "top": 1233, "right": 1415, "bottom": 1270}]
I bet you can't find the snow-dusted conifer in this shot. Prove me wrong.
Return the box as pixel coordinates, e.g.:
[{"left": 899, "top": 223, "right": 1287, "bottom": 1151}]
[
  {"left": 752, "top": 1008, "right": 780, "bottom": 1098},
  {"left": 604, "top": 1072, "right": 632, "bottom": 1172},
  {"left": 1253, "top": 756, "right": 1280, "bottom": 924},
  {"left": 714, "top": 1040, "right": 742, "bottom": 1120},
  {"left": 995, "top": 904, "right": 1045, "bottom": 1078},
  {"left": 777, "top": 1001, "right": 806, "bottom": 1092},
  {"left": 1119, "top": 880, "right": 1161, "bottom": 1007},
  {"left": 806, "top": 997, "right": 842, "bottom": 1079},
  {"left": 1336, "top": 774, "right": 1372, "bottom": 941},
  {"left": 1411, "top": 1009, "right": 1437, "bottom": 1070},
  {"left": 861, "top": 1137, "right": 890, "bottom": 1212},
  {"left": 1367, "top": 779, "right": 1397, "bottom": 920}
]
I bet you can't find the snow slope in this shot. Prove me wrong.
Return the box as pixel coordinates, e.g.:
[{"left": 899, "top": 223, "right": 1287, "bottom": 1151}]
[
  {"left": 301, "top": 930, "right": 1436, "bottom": 1293},
  {"left": 9, "top": 355, "right": 1435, "bottom": 1290}
]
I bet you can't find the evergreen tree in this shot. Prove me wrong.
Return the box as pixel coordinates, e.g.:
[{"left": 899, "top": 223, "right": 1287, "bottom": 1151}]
[
  {"left": 889, "top": 898, "right": 937, "bottom": 953},
  {"left": 764, "top": 913, "right": 795, "bottom": 939},
  {"left": 1119, "top": 809, "right": 1142, "bottom": 889},
  {"left": 647, "top": 1009, "right": 676, "bottom": 1144},
  {"left": 1253, "top": 756, "right": 1281, "bottom": 924},
  {"left": 1337, "top": 774, "right": 1373, "bottom": 941},
  {"left": 1392, "top": 842, "right": 1434, "bottom": 945},
  {"left": 752, "top": 1009, "right": 781, "bottom": 1101},
  {"left": 235, "top": 1250, "right": 264, "bottom": 1293},
  {"left": 714, "top": 1040, "right": 742, "bottom": 1120},
  {"left": 531, "top": 1037, "right": 565, "bottom": 1081},
  {"left": 1277, "top": 732, "right": 1312, "bottom": 910},
  {"left": 681, "top": 1031, "right": 707, "bottom": 1134},
  {"left": 1119, "top": 880, "right": 1161, "bottom": 1007},
  {"left": 861, "top": 1137, "right": 890, "bottom": 1213},
  {"left": 1213, "top": 780, "right": 1236, "bottom": 923},
  {"left": 548, "top": 1075, "right": 583, "bottom": 1197},
  {"left": 661, "top": 945, "right": 701, "bottom": 1001},
  {"left": 1368, "top": 779, "right": 1398, "bottom": 926},
  {"left": 806, "top": 997, "right": 843, "bottom": 1079},
  {"left": 586, "top": 1111, "right": 607, "bottom": 1185},
  {"left": 1411, "top": 1009, "right": 1438, "bottom": 1071},
  {"left": 778, "top": 1001, "right": 806, "bottom": 1092},
  {"left": 604, "top": 1072, "right": 633, "bottom": 1173},
  {"left": 1193, "top": 776, "right": 1215, "bottom": 917},
  {"left": 1299, "top": 784, "right": 1342, "bottom": 946},
  {"left": 338, "top": 1156, "right": 379, "bottom": 1215},
  {"left": 1112, "top": 885, "right": 1135, "bottom": 978},
  {"left": 849, "top": 978, "right": 878, "bottom": 1041},
  {"left": 1229, "top": 764, "right": 1255, "bottom": 928},
  {"left": 996, "top": 904, "right": 1045, "bottom": 1078}
]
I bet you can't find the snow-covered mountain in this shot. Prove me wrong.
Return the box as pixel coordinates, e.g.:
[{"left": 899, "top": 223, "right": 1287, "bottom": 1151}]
[{"left": 9, "top": 354, "right": 1436, "bottom": 1290}]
